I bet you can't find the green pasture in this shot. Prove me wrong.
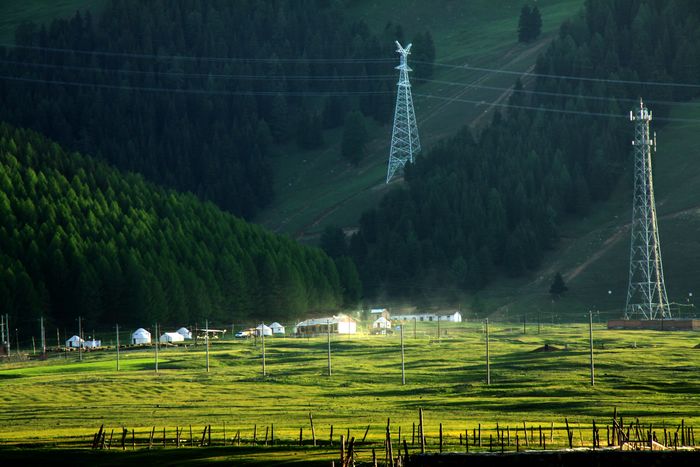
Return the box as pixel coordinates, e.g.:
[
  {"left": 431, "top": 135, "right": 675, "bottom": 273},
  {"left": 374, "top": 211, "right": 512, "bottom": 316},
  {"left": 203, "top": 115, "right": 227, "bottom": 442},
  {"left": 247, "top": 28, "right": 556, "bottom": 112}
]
[{"left": 1, "top": 322, "right": 699, "bottom": 463}]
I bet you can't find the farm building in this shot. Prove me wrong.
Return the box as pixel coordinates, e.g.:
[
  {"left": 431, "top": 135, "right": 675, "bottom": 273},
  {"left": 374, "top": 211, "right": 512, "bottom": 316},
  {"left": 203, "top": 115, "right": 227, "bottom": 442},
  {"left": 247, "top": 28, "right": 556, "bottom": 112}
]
[
  {"left": 255, "top": 324, "right": 273, "bottom": 337},
  {"left": 65, "top": 335, "right": 84, "bottom": 348},
  {"left": 270, "top": 322, "right": 285, "bottom": 335},
  {"left": 160, "top": 332, "right": 185, "bottom": 344},
  {"left": 295, "top": 315, "right": 357, "bottom": 337},
  {"left": 131, "top": 328, "right": 151, "bottom": 345},
  {"left": 176, "top": 327, "right": 192, "bottom": 339},
  {"left": 373, "top": 316, "right": 392, "bottom": 334},
  {"left": 83, "top": 339, "right": 101, "bottom": 348},
  {"left": 391, "top": 311, "right": 462, "bottom": 323}
]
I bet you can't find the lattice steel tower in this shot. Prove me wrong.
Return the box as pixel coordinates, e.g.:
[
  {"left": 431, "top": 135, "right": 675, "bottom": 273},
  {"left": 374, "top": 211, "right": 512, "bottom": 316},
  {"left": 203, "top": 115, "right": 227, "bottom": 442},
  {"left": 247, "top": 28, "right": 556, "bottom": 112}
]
[
  {"left": 386, "top": 41, "right": 420, "bottom": 183},
  {"left": 624, "top": 99, "right": 671, "bottom": 320}
]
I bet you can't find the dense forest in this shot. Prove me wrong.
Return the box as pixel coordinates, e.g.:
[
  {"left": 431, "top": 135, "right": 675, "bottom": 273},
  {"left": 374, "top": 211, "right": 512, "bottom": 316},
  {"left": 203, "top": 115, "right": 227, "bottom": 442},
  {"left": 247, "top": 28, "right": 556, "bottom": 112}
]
[
  {"left": 0, "top": 0, "right": 432, "bottom": 218},
  {"left": 349, "top": 0, "right": 700, "bottom": 300},
  {"left": 0, "top": 123, "right": 360, "bottom": 335}
]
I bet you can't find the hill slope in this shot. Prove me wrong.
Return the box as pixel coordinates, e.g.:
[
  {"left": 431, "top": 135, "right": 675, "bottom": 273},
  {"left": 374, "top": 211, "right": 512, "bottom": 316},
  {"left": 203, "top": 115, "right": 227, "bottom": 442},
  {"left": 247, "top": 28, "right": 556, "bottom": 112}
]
[
  {"left": 0, "top": 124, "right": 357, "bottom": 335},
  {"left": 255, "top": 0, "right": 586, "bottom": 239},
  {"left": 479, "top": 101, "right": 700, "bottom": 321}
]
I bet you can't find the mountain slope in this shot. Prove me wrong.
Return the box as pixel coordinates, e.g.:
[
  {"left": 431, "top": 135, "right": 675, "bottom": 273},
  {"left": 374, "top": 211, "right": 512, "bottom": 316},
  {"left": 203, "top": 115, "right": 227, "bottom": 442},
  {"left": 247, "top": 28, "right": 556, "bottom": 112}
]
[{"left": 0, "top": 123, "right": 356, "bottom": 335}]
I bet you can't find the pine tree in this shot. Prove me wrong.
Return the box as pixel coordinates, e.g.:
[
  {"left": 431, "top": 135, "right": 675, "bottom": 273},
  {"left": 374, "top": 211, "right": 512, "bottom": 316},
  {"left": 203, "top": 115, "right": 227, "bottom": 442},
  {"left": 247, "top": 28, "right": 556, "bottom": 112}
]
[
  {"left": 549, "top": 272, "right": 568, "bottom": 297},
  {"left": 341, "top": 111, "right": 368, "bottom": 165}
]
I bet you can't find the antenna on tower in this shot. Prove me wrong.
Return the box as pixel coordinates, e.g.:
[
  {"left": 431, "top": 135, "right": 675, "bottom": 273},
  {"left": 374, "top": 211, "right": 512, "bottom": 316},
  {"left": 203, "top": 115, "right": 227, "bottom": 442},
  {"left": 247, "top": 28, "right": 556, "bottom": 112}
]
[
  {"left": 386, "top": 41, "right": 421, "bottom": 183},
  {"left": 624, "top": 98, "right": 671, "bottom": 320}
]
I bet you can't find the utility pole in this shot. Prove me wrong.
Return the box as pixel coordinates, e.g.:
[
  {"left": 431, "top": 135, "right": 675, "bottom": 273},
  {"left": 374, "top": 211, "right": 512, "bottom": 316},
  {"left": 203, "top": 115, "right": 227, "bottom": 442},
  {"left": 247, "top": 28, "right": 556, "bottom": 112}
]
[
  {"left": 154, "top": 323, "right": 159, "bottom": 373},
  {"left": 40, "top": 316, "right": 46, "bottom": 356},
  {"left": 523, "top": 314, "right": 526, "bottom": 334},
  {"left": 625, "top": 99, "right": 670, "bottom": 320},
  {"left": 400, "top": 322, "right": 405, "bottom": 385},
  {"left": 78, "top": 316, "right": 83, "bottom": 362},
  {"left": 327, "top": 319, "right": 332, "bottom": 377},
  {"left": 437, "top": 315, "right": 440, "bottom": 342},
  {"left": 414, "top": 317, "right": 417, "bottom": 339},
  {"left": 116, "top": 324, "right": 120, "bottom": 371},
  {"left": 485, "top": 318, "right": 491, "bottom": 385},
  {"left": 386, "top": 41, "right": 421, "bottom": 183},
  {"left": 1, "top": 315, "right": 5, "bottom": 356},
  {"left": 261, "top": 322, "right": 266, "bottom": 376},
  {"left": 205, "top": 319, "right": 210, "bottom": 373},
  {"left": 589, "top": 311, "right": 595, "bottom": 386}
]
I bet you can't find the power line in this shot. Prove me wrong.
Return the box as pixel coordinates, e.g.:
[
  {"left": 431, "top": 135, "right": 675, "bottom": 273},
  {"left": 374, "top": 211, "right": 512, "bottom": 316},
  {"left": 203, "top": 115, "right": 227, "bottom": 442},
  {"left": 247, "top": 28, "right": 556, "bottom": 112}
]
[
  {"left": 416, "top": 60, "right": 700, "bottom": 90},
  {"left": 0, "top": 58, "right": 394, "bottom": 81},
  {"left": 1, "top": 43, "right": 394, "bottom": 64},
  {"left": 0, "top": 74, "right": 393, "bottom": 97}
]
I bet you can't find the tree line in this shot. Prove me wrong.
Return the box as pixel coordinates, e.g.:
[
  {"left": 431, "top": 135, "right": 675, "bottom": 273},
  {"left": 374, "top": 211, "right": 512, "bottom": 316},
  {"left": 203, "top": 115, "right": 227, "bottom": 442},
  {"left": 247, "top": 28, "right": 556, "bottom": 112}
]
[
  {"left": 0, "top": 123, "right": 360, "bottom": 336},
  {"left": 0, "top": 0, "right": 434, "bottom": 219},
  {"left": 347, "top": 0, "right": 700, "bottom": 301}
]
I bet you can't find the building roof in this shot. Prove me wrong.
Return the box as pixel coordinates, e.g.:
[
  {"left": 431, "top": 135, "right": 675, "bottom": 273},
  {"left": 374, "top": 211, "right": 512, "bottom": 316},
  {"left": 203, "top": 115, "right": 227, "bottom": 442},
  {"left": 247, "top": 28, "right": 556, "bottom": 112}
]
[
  {"left": 296, "top": 314, "right": 355, "bottom": 327},
  {"left": 132, "top": 328, "right": 151, "bottom": 336}
]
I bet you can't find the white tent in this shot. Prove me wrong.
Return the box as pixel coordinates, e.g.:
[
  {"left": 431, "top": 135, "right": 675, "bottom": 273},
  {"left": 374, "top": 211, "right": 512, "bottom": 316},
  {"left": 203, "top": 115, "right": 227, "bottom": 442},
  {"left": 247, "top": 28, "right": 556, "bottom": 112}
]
[
  {"left": 66, "top": 335, "right": 84, "bottom": 348},
  {"left": 176, "top": 327, "right": 192, "bottom": 339},
  {"left": 131, "top": 328, "right": 151, "bottom": 345},
  {"left": 270, "top": 322, "right": 285, "bottom": 335},
  {"left": 160, "top": 332, "right": 185, "bottom": 344},
  {"left": 255, "top": 324, "right": 273, "bottom": 337},
  {"left": 84, "top": 339, "right": 101, "bottom": 348}
]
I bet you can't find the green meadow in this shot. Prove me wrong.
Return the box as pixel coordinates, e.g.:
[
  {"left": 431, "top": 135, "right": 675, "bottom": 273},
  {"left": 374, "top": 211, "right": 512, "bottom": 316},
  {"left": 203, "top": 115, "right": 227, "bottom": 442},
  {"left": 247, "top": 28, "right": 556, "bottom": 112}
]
[{"left": 1, "top": 321, "right": 699, "bottom": 464}]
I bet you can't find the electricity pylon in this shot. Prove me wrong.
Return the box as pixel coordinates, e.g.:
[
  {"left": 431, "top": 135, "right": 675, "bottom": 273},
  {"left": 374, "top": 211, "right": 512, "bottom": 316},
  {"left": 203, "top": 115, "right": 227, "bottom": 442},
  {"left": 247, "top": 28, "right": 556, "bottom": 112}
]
[
  {"left": 386, "top": 41, "right": 420, "bottom": 183},
  {"left": 624, "top": 99, "right": 671, "bottom": 320}
]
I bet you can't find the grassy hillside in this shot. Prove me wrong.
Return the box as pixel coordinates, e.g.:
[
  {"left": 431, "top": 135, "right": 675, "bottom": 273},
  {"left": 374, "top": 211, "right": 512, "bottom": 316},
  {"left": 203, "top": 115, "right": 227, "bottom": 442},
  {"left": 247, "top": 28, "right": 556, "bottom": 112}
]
[
  {"left": 256, "top": 0, "right": 585, "bottom": 239},
  {"left": 0, "top": 0, "right": 105, "bottom": 44},
  {"left": 2, "top": 322, "right": 700, "bottom": 463},
  {"left": 472, "top": 101, "right": 700, "bottom": 321}
]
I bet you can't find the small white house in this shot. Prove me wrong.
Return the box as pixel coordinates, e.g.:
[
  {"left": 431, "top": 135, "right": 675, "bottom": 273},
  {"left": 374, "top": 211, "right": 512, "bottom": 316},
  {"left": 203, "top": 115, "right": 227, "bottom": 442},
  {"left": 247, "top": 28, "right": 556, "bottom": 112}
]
[
  {"left": 373, "top": 316, "right": 391, "bottom": 331},
  {"left": 176, "top": 327, "right": 192, "bottom": 339},
  {"left": 270, "top": 322, "right": 285, "bottom": 335},
  {"left": 255, "top": 324, "right": 273, "bottom": 337},
  {"left": 66, "top": 335, "right": 84, "bottom": 348},
  {"left": 160, "top": 332, "right": 185, "bottom": 344},
  {"left": 83, "top": 339, "right": 101, "bottom": 348},
  {"left": 131, "top": 328, "right": 151, "bottom": 345}
]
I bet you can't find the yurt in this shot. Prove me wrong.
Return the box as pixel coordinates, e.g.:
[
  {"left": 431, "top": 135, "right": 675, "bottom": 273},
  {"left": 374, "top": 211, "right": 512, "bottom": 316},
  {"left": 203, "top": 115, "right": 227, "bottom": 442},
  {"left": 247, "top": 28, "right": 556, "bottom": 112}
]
[{"left": 131, "top": 328, "right": 151, "bottom": 345}]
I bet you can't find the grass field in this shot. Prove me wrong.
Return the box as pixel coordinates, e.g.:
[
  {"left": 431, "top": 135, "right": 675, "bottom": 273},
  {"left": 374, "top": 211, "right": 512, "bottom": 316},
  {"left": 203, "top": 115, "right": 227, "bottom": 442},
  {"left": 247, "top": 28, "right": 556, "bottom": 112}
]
[{"left": 2, "top": 321, "right": 699, "bottom": 464}]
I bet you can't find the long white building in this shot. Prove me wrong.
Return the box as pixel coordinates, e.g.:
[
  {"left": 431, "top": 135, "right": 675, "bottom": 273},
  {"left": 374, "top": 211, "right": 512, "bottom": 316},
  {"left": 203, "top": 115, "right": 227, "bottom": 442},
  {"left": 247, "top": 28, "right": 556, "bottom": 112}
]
[{"left": 391, "top": 311, "right": 462, "bottom": 323}]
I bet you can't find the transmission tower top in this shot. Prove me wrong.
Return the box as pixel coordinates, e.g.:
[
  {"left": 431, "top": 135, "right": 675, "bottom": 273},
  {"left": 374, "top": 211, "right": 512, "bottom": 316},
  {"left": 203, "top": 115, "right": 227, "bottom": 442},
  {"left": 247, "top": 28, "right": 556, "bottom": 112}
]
[{"left": 395, "top": 41, "right": 412, "bottom": 74}]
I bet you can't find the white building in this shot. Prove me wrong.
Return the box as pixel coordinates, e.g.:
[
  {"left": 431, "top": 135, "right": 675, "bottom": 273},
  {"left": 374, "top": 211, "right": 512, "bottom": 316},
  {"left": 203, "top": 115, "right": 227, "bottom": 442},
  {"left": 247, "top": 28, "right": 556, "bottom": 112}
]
[
  {"left": 295, "top": 315, "right": 357, "bottom": 336},
  {"left": 373, "top": 316, "right": 392, "bottom": 332},
  {"left": 131, "top": 328, "right": 151, "bottom": 345},
  {"left": 65, "top": 335, "right": 84, "bottom": 348},
  {"left": 83, "top": 339, "right": 101, "bottom": 348},
  {"left": 270, "top": 322, "right": 285, "bottom": 335},
  {"left": 160, "top": 332, "right": 185, "bottom": 344},
  {"left": 176, "top": 327, "right": 192, "bottom": 339},
  {"left": 391, "top": 311, "right": 462, "bottom": 323},
  {"left": 255, "top": 324, "right": 273, "bottom": 337}
]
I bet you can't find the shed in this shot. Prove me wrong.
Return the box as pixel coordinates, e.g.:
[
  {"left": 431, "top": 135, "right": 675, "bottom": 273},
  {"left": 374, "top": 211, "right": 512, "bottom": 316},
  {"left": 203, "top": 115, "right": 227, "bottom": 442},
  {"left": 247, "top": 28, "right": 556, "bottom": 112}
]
[
  {"left": 160, "top": 332, "right": 185, "bottom": 344},
  {"left": 176, "top": 327, "right": 192, "bottom": 339},
  {"left": 83, "top": 339, "right": 101, "bottom": 348},
  {"left": 131, "top": 328, "right": 151, "bottom": 345},
  {"left": 66, "top": 335, "right": 84, "bottom": 348},
  {"left": 270, "top": 322, "right": 285, "bottom": 335},
  {"left": 255, "top": 324, "right": 273, "bottom": 337}
]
